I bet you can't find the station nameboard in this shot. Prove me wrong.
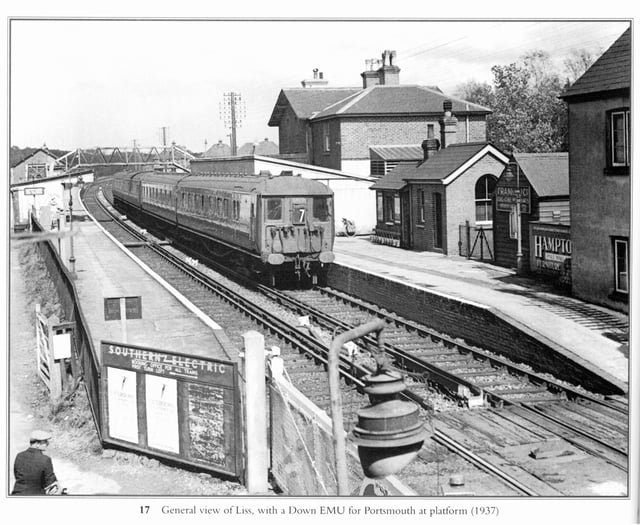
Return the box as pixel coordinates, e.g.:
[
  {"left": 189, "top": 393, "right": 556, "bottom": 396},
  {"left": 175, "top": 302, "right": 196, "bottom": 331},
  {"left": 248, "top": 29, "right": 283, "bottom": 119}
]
[
  {"left": 496, "top": 186, "right": 531, "bottom": 213},
  {"left": 100, "top": 341, "right": 241, "bottom": 478},
  {"left": 24, "top": 187, "right": 45, "bottom": 196}
]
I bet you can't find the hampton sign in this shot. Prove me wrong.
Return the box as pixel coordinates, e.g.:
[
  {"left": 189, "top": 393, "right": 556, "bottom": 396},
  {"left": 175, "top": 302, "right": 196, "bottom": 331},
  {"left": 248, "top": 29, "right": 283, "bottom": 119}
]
[{"left": 529, "top": 223, "right": 571, "bottom": 276}]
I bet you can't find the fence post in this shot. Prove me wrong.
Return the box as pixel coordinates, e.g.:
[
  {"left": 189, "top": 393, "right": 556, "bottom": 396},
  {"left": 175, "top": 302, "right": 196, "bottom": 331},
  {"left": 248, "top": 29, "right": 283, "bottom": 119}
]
[
  {"left": 46, "top": 315, "right": 63, "bottom": 402},
  {"left": 465, "top": 220, "right": 471, "bottom": 259},
  {"left": 242, "top": 331, "right": 269, "bottom": 493}
]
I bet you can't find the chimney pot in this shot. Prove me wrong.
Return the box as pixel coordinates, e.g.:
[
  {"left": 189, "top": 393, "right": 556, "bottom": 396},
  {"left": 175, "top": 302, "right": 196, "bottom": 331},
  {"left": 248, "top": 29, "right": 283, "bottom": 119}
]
[
  {"left": 443, "top": 99, "right": 453, "bottom": 114},
  {"left": 421, "top": 138, "right": 440, "bottom": 161}
]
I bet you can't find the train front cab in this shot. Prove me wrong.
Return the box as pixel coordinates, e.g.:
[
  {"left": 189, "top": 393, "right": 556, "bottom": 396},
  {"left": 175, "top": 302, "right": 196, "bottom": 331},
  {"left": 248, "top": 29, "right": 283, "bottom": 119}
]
[{"left": 261, "top": 193, "right": 334, "bottom": 285}]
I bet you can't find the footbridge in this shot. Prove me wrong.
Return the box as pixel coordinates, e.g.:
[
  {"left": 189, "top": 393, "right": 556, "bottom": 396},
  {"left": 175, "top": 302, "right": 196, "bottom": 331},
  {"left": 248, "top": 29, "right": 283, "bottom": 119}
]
[{"left": 53, "top": 143, "right": 194, "bottom": 173}]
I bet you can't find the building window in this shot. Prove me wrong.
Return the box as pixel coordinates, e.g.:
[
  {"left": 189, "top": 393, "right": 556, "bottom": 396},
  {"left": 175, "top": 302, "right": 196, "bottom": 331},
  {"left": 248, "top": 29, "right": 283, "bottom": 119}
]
[
  {"left": 475, "top": 174, "right": 497, "bottom": 223},
  {"left": 377, "top": 193, "right": 383, "bottom": 222},
  {"left": 417, "top": 189, "right": 425, "bottom": 223},
  {"left": 607, "top": 108, "right": 630, "bottom": 174},
  {"left": 613, "top": 238, "right": 629, "bottom": 294},
  {"left": 323, "top": 122, "right": 330, "bottom": 152},
  {"left": 383, "top": 193, "right": 395, "bottom": 223},
  {"left": 433, "top": 192, "right": 443, "bottom": 249}
]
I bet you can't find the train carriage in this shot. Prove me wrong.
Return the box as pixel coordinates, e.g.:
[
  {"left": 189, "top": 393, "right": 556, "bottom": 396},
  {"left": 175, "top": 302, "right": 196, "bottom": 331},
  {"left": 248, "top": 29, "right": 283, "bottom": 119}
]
[{"left": 112, "top": 169, "right": 335, "bottom": 285}]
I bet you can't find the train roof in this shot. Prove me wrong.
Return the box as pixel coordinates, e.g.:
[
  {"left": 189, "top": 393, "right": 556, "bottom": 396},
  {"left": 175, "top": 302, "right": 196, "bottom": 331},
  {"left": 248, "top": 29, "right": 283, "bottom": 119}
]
[{"left": 177, "top": 174, "right": 333, "bottom": 196}]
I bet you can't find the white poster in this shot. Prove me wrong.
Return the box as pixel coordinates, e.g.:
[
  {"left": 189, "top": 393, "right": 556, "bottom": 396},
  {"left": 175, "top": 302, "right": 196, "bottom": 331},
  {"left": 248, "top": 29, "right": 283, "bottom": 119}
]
[
  {"left": 106, "top": 367, "right": 139, "bottom": 444},
  {"left": 145, "top": 374, "right": 179, "bottom": 454}
]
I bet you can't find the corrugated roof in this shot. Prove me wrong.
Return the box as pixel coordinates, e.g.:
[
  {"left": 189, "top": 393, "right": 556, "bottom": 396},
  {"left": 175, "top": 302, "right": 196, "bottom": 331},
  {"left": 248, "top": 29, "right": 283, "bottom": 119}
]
[
  {"left": 312, "top": 85, "right": 491, "bottom": 120},
  {"left": 370, "top": 144, "right": 423, "bottom": 161},
  {"left": 268, "top": 88, "right": 360, "bottom": 126},
  {"left": 561, "top": 27, "right": 631, "bottom": 99},
  {"left": 512, "top": 152, "right": 569, "bottom": 197}
]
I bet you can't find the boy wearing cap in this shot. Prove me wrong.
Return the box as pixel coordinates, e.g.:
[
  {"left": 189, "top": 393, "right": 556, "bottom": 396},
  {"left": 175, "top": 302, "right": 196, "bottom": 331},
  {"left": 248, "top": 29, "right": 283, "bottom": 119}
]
[{"left": 12, "top": 430, "right": 60, "bottom": 495}]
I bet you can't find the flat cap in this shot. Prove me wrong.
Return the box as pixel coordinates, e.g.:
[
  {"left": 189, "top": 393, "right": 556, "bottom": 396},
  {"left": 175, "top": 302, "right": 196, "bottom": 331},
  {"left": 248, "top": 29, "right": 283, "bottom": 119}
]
[{"left": 30, "top": 430, "right": 52, "bottom": 442}]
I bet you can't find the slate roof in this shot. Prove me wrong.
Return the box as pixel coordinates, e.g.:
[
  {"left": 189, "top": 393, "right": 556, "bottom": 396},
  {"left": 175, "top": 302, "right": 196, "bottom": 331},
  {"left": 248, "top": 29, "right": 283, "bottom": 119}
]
[
  {"left": 312, "top": 85, "right": 491, "bottom": 120},
  {"left": 268, "top": 88, "right": 360, "bottom": 126},
  {"left": 204, "top": 141, "right": 231, "bottom": 158},
  {"left": 11, "top": 147, "right": 67, "bottom": 168},
  {"left": 370, "top": 144, "right": 423, "bottom": 161},
  {"left": 371, "top": 142, "right": 500, "bottom": 190},
  {"left": 512, "top": 152, "right": 569, "bottom": 197},
  {"left": 238, "top": 139, "right": 279, "bottom": 156},
  {"left": 561, "top": 27, "right": 631, "bottom": 99}
]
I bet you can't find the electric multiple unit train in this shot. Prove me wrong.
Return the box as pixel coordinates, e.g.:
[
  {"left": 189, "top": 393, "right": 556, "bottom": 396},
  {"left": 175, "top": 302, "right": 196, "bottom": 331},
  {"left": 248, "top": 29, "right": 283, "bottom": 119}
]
[{"left": 111, "top": 170, "right": 335, "bottom": 285}]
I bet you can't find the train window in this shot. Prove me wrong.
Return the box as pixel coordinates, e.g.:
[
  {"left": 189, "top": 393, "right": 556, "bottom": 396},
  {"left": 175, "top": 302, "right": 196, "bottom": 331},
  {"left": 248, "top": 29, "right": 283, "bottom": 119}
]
[
  {"left": 201, "top": 195, "right": 205, "bottom": 213},
  {"left": 313, "top": 197, "right": 330, "bottom": 221},
  {"left": 223, "top": 198, "right": 230, "bottom": 218},
  {"left": 233, "top": 200, "right": 240, "bottom": 221},
  {"left": 292, "top": 204, "right": 307, "bottom": 225},
  {"left": 266, "top": 198, "right": 282, "bottom": 221}
]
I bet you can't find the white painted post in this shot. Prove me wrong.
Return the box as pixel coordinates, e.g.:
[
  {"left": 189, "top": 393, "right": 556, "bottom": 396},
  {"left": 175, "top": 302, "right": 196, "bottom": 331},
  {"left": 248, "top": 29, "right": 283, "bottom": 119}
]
[
  {"left": 119, "top": 297, "right": 128, "bottom": 343},
  {"left": 242, "top": 330, "right": 268, "bottom": 493},
  {"left": 47, "top": 315, "right": 63, "bottom": 402}
]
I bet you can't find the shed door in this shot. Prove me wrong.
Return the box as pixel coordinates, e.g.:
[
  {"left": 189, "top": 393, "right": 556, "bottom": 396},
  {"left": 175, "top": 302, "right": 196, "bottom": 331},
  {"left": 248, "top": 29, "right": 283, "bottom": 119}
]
[{"left": 401, "top": 191, "right": 412, "bottom": 249}]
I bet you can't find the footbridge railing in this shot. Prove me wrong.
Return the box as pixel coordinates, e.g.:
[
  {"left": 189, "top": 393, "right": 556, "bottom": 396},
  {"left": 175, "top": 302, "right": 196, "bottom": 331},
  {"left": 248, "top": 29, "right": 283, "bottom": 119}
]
[{"left": 53, "top": 144, "right": 194, "bottom": 173}]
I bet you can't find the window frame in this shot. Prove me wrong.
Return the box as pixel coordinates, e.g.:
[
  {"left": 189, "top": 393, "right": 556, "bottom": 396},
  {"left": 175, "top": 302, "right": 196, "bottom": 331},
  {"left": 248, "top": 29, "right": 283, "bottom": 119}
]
[
  {"left": 323, "top": 122, "right": 331, "bottom": 153},
  {"left": 606, "top": 107, "right": 630, "bottom": 175},
  {"left": 613, "top": 237, "right": 629, "bottom": 294},
  {"left": 475, "top": 174, "right": 497, "bottom": 225}
]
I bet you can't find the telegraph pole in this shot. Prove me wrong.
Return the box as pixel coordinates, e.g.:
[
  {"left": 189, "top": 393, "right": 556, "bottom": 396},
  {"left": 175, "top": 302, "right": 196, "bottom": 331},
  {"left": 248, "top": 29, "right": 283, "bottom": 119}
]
[{"left": 220, "top": 92, "right": 245, "bottom": 156}]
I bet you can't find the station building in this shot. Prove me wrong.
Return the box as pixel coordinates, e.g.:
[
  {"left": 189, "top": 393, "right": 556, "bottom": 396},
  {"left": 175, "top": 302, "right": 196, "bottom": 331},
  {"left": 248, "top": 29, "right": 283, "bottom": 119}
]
[
  {"left": 369, "top": 100, "right": 508, "bottom": 255},
  {"left": 10, "top": 146, "right": 67, "bottom": 184},
  {"left": 493, "top": 153, "right": 569, "bottom": 277},
  {"left": 268, "top": 50, "right": 491, "bottom": 176},
  {"left": 560, "top": 27, "right": 630, "bottom": 312}
]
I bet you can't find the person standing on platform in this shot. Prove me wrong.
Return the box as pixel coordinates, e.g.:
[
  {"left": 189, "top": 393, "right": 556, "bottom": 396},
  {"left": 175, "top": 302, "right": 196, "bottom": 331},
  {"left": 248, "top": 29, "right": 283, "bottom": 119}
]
[{"left": 12, "top": 430, "right": 61, "bottom": 495}]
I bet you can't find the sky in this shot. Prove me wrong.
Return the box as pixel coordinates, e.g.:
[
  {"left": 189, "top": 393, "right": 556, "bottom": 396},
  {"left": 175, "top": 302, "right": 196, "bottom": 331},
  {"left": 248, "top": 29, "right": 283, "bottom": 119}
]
[{"left": 8, "top": 18, "right": 631, "bottom": 154}]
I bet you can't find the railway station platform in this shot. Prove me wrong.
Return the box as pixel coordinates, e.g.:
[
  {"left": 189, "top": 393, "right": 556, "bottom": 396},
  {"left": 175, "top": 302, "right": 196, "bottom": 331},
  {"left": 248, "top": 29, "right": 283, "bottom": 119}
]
[
  {"left": 55, "top": 198, "right": 235, "bottom": 364},
  {"left": 332, "top": 237, "right": 629, "bottom": 392}
]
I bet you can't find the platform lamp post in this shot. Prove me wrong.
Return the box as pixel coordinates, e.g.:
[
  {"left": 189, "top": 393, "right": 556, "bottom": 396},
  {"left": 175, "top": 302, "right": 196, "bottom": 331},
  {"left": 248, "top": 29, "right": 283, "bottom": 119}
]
[
  {"left": 62, "top": 176, "right": 84, "bottom": 278},
  {"left": 328, "top": 320, "right": 427, "bottom": 495},
  {"left": 62, "top": 180, "right": 76, "bottom": 277},
  {"left": 510, "top": 162, "right": 524, "bottom": 275}
]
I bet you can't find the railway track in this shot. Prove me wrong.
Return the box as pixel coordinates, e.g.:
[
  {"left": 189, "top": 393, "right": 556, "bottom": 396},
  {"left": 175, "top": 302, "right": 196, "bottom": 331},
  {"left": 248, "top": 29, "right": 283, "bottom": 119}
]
[{"left": 84, "top": 180, "right": 628, "bottom": 496}]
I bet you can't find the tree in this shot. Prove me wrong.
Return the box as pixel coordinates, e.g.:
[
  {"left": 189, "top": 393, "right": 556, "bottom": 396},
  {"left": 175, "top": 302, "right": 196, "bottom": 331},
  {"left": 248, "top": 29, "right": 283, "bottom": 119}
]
[
  {"left": 563, "top": 48, "right": 600, "bottom": 84},
  {"left": 454, "top": 49, "right": 598, "bottom": 153}
]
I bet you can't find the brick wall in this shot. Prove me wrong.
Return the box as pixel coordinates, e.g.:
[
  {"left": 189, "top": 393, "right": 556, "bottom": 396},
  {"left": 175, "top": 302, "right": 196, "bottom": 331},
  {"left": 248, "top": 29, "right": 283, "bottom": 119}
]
[
  {"left": 327, "top": 264, "right": 624, "bottom": 394},
  {"left": 340, "top": 117, "right": 435, "bottom": 160},
  {"left": 278, "top": 106, "right": 309, "bottom": 158},
  {"left": 444, "top": 154, "right": 505, "bottom": 255}
]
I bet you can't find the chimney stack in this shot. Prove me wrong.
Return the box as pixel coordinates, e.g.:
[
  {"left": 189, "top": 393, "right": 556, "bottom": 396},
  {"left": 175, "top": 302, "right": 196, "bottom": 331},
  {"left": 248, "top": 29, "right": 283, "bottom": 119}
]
[
  {"left": 439, "top": 100, "right": 458, "bottom": 148},
  {"left": 301, "top": 69, "right": 329, "bottom": 88},
  {"left": 378, "top": 49, "right": 400, "bottom": 85}
]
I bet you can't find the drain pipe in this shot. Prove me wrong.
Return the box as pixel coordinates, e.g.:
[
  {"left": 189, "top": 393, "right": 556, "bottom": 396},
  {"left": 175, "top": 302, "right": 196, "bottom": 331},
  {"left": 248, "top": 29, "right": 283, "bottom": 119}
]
[{"left": 328, "top": 319, "right": 386, "bottom": 495}]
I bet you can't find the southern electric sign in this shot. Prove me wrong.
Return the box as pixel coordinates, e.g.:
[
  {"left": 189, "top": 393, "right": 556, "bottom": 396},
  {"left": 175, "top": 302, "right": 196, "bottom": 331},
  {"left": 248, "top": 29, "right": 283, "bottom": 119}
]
[{"left": 100, "top": 341, "right": 242, "bottom": 478}]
